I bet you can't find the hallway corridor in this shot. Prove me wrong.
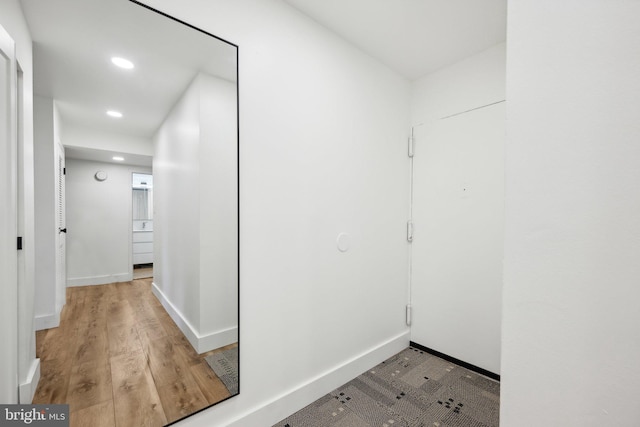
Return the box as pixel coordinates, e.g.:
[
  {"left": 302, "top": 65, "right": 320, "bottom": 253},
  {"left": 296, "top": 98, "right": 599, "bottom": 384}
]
[{"left": 34, "top": 278, "right": 236, "bottom": 427}]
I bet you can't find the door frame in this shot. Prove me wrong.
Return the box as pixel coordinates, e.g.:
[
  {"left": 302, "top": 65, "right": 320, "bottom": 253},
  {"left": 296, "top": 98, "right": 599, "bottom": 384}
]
[{"left": 0, "top": 22, "right": 20, "bottom": 403}]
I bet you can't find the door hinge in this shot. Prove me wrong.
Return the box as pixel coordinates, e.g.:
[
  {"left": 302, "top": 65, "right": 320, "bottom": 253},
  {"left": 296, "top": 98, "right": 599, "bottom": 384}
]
[
  {"left": 408, "top": 136, "right": 414, "bottom": 158},
  {"left": 406, "top": 220, "right": 413, "bottom": 242},
  {"left": 63, "top": 167, "right": 66, "bottom": 175},
  {"left": 17, "top": 236, "right": 23, "bottom": 250},
  {"left": 406, "top": 304, "right": 412, "bottom": 326}
]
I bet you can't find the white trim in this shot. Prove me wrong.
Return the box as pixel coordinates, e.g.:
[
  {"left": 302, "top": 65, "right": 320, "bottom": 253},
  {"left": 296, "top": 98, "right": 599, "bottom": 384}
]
[
  {"left": 0, "top": 22, "right": 19, "bottom": 404},
  {"left": 197, "top": 326, "right": 238, "bottom": 354},
  {"left": 66, "top": 272, "right": 132, "bottom": 287},
  {"left": 226, "top": 331, "right": 410, "bottom": 427},
  {"left": 34, "top": 312, "right": 60, "bottom": 331},
  {"left": 151, "top": 281, "right": 237, "bottom": 354},
  {"left": 18, "top": 358, "right": 40, "bottom": 404}
]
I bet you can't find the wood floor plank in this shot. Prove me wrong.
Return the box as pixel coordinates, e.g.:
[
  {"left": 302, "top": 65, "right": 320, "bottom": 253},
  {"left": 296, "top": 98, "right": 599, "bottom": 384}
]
[
  {"left": 106, "top": 296, "right": 136, "bottom": 326},
  {"left": 62, "top": 290, "right": 86, "bottom": 323},
  {"left": 111, "top": 350, "right": 167, "bottom": 427},
  {"left": 143, "top": 336, "right": 187, "bottom": 387},
  {"left": 145, "top": 288, "right": 162, "bottom": 309},
  {"left": 137, "top": 322, "right": 167, "bottom": 344},
  {"left": 129, "top": 298, "right": 149, "bottom": 315},
  {"left": 133, "top": 268, "right": 153, "bottom": 280},
  {"left": 133, "top": 301, "right": 165, "bottom": 331},
  {"left": 200, "top": 342, "right": 238, "bottom": 359},
  {"left": 115, "top": 281, "right": 145, "bottom": 301},
  {"left": 170, "top": 334, "right": 201, "bottom": 366},
  {"left": 70, "top": 399, "right": 115, "bottom": 427},
  {"left": 32, "top": 358, "right": 72, "bottom": 404},
  {"left": 66, "top": 357, "right": 112, "bottom": 413},
  {"left": 66, "top": 286, "right": 87, "bottom": 305},
  {"left": 34, "top": 279, "right": 236, "bottom": 426},
  {"left": 154, "top": 311, "right": 183, "bottom": 337},
  {"left": 35, "top": 329, "right": 47, "bottom": 359},
  {"left": 107, "top": 320, "right": 142, "bottom": 357},
  {"left": 73, "top": 320, "right": 109, "bottom": 365},
  {"left": 106, "top": 295, "right": 143, "bottom": 357},
  {"left": 190, "top": 360, "right": 232, "bottom": 405},
  {"left": 157, "top": 371, "right": 209, "bottom": 423},
  {"left": 39, "top": 323, "right": 79, "bottom": 363},
  {"left": 81, "top": 286, "right": 111, "bottom": 320}
]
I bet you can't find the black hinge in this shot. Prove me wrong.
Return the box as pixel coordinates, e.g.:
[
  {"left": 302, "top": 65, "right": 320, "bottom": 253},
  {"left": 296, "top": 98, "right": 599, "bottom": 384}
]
[
  {"left": 63, "top": 167, "right": 66, "bottom": 175},
  {"left": 17, "top": 236, "right": 23, "bottom": 250}
]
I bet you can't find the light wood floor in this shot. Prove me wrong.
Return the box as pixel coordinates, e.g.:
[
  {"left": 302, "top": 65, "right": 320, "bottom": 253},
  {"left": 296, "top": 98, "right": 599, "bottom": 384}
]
[
  {"left": 33, "top": 278, "right": 236, "bottom": 427},
  {"left": 133, "top": 267, "right": 153, "bottom": 280}
]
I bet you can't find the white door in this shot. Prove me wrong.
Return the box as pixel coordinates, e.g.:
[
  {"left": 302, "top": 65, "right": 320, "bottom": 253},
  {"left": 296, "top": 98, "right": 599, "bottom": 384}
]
[
  {"left": 410, "top": 102, "right": 505, "bottom": 375},
  {"left": 0, "top": 23, "right": 19, "bottom": 403},
  {"left": 55, "top": 142, "right": 66, "bottom": 312}
]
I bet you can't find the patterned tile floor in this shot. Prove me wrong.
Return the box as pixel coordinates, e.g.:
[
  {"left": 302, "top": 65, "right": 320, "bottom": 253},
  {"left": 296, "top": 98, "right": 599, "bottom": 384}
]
[{"left": 274, "top": 347, "right": 500, "bottom": 427}]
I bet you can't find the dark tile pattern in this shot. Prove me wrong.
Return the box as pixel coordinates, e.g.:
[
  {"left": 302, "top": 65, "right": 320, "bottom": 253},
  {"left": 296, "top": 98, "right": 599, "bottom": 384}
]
[{"left": 274, "top": 347, "right": 500, "bottom": 427}]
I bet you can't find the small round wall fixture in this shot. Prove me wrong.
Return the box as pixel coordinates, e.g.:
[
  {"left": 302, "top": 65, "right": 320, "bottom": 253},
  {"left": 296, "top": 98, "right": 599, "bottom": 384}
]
[
  {"left": 95, "top": 170, "right": 108, "bottom": 181},
  {"left": 337, "top": 232, "right": 351, "bottom": 252}
]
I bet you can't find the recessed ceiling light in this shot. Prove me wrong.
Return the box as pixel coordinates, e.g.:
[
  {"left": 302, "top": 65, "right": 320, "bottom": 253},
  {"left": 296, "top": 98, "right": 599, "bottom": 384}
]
[
  {"left": 113, "top": 156, "right": 125, "bottom": 161},
  {"left": 106, "top": 110, "right": 123, "bottom": 118},
  {"left": 111, "top": 57, "right": 134, "bottom": 69}
]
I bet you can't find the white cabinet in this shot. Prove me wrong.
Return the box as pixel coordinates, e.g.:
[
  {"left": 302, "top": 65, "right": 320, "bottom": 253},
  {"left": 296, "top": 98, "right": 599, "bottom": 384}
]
[{"left": 133, "top": 231, "right": 153, "bottom": 265}]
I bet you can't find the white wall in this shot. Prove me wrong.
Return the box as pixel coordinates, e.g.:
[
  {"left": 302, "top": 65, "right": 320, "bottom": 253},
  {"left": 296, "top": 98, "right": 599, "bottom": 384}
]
[
  {"left": 33, "top": 97, "right": 67, "bottom": 328},
  {"left": 143, "top": 0, "right": 411, "bottom": 425},
  {"left": 154, "top": 74, "right": 202, "bottom": 334},
  {"left": 33, "top": 95, "right": 59, "bottom": 329},
  {"left": 63, "top": 124, "right": 153, "bottom": 156},
  {"left": 502, "top": 1, "right": 640, "bottom": 425},
  {"left": 153, "top": 73, "right": 238, "bottom": 352},
  {"left": 0, "top": 0, "right": 38, "bottom": 403},
  {"left": 411, "top": 43, "right": 505, "bottom": 124},
  {"left": 409, "top": 44, "right": 505, "bottom": 374},
  {"left": 198, "top": 75, "right": 238, "bottom": 344},
  {"left": 65, "top": 158, "right": 151, "bottom": 286}
]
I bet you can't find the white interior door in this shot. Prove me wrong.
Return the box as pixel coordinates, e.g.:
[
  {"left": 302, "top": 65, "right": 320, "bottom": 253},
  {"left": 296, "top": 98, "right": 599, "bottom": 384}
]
[
  {"left": 410, "top": 102, "right": 505, "bottom": 375},
  {"left": 0, "top": 23, "right": 19, "bottom": 403}
]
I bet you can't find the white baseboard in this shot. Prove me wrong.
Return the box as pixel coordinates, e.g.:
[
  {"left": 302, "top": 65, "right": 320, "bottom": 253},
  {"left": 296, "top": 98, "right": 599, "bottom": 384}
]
[
  {"left": 226, "top": 330, "right": 410, "bottom": 427},
  {"left": 19, "top": 358, "right": 40, "bottom": 404},
  {"left": 35, "top": 312, "right": 60, "bottom": 331},
  {"left": 197, "top": 326, "right": 238, "bottom": 354},
  {"left": 151, "top": 282, "right": 237, "bottom": 354},
  {"left": 66, "top": 272, "right": 132, "bottom": 287}
]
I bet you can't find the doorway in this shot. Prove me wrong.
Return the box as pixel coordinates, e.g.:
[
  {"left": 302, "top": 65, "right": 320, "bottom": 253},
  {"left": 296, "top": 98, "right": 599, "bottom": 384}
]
[
  {"left": 410, "top": 102, "right": 505, "bottom": 375},
  {"left": 132, "top": 172, "right": 153, "bottom": 279}
]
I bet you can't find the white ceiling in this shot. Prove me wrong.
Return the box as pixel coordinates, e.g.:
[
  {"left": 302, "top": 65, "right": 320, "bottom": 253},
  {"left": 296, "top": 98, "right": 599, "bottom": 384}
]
[
  {"left": 19, "top": 0, "right": 505, "bottom": 165},
  {"left": 283, "top": 0, "right": 507, "bottom": 80},
  {"left": 20, "top": 0, "right": 237, "bottom": 165}
]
